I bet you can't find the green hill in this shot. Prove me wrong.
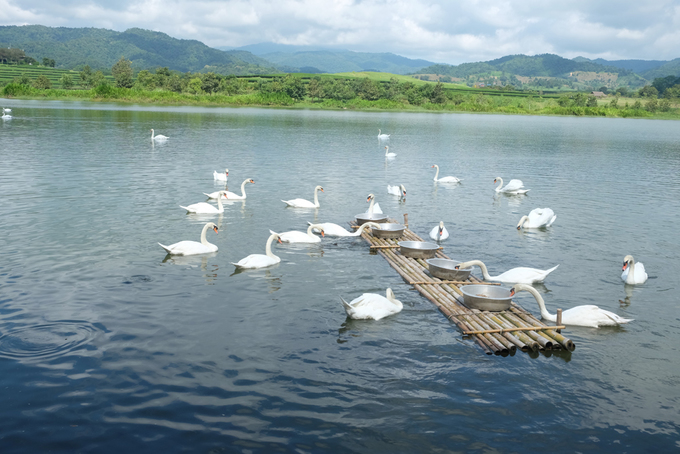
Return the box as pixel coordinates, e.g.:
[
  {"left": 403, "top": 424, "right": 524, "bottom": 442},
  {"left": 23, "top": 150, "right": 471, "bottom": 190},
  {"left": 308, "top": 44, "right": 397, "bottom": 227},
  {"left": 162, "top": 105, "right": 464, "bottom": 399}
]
[
  {"left": 640, "top": 58, "right": 680, "bottom": 80},
  {"left": 0, "top": 25, "right": 279, "bottom": 75}
]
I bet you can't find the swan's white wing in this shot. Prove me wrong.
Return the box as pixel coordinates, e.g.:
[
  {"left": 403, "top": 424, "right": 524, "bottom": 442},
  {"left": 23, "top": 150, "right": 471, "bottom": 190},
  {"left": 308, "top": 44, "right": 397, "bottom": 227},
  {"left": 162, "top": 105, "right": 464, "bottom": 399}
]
[
  {"left": 282, "top": 198, "right": 316, "bottom": 208},
  {"left": 342, "top": 293, "right": 401, "bottom": 320},
  {"left": 563, "top": 305, "right": 633, "bottom": 327},
  {"left": 387, "top": 185, "right": 399, "bottom": 195},
  {"left": 278, "top": 230, "right": 320, "bottom": 243},
  {"left": 159, "top": 240, "right": 216, "bottom": 256},
  {"left": 311, "top": 222, "right": 351, "bottom": 236},
  {"left": 494, "top": 265, "right": 558, "bottom": 284},
  {"left": 502, "top": 179, "right": 524, "bottom": 191},
  {"left": 232, "top": 254, "right": 278, "bottom": 268}
]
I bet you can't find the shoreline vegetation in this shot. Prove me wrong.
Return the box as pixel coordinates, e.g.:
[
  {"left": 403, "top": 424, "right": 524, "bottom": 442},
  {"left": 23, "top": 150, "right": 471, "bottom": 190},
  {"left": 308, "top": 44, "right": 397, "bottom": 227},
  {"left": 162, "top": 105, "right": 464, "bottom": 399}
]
[{"left": 3, "top": 67, "right": 679, "bottom": 119}]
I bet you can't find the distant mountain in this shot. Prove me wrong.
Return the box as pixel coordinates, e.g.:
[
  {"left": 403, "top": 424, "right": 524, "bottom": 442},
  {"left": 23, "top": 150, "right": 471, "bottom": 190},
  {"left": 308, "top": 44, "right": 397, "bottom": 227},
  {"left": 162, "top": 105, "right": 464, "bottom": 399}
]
[
  {"left": 639, "top": 58, "right": 680, "bottom": 80},
  {"left": 253, "top": 48, "right": 435, "bottom": 74},
  {"left": 572, "top": 56, "right": 668, "bottom": 74},
  {"left": 219, "top": 42, "right": 349, "bottom": 55},
  {"left": 0, "top": 25, "right": 279, "bottom": 75},
  {"left": 417, "top": 54, "right": 648, "bottom": 90}
]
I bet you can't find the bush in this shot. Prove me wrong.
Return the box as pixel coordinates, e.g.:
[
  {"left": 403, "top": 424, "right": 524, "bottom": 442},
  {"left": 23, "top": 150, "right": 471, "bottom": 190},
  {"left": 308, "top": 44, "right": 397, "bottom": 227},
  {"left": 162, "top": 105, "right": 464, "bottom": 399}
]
[
  {"left": 33, "top": 75, "right": 52, "bottom": 89},
  {"left": 3, "top": 83, "right": 33, "bottom": 97}
]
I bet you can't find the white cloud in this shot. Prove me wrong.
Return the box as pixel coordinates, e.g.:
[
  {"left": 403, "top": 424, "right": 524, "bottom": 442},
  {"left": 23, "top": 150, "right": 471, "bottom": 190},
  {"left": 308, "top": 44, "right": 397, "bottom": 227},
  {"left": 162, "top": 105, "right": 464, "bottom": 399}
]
[{"left": 1, "top": 0, "right": 680, "bottom": 64}]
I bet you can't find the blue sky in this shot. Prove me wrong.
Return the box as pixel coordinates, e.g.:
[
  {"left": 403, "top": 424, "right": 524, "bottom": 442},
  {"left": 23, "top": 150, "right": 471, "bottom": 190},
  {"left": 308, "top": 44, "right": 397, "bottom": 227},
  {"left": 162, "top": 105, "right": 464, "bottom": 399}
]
[{"left": 2, "top": 0, "right": 679, "bottom": 64}]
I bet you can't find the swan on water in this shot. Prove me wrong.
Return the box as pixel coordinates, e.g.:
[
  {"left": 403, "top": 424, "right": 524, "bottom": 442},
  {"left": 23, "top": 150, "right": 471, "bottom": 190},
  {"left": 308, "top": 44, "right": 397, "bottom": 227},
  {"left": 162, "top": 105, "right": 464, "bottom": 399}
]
[
  {"left": 494, "top": 177, "right": 529, "bottom": 194},
  {"left": 1, "top": 113, "right": 11, "bottom": 120},
  {"left": 309, "top": 221, "right": 381, "bottom": 237},
  {"left": 271, "top": 224, "right": 326, "bottom": 243},
  {"left": 158, "top": 222, "right": 218, "bottom": 255},
  {"left": 282, "top": 185, "right": 324, "bottom": 208},
  {"left": 150, "top": 129, "right": 168, "bottom": 141},
  {"left": 378, "top": 129, "right": 390, "bottom": 140},
  {"left": 387, "top": 184, "right": 406, "bottom": 198},
  {"left": 213, "top": 168, "right": 229, "bottom": 182},
  {"left": 365, "top": 193, "right": 383, "bottom": 214},
  {"left": 511, "top": 284, "right": 634, "bottom": 327},
  {"left": 429, "top": 221, "right": 449, "bottom": 241},
  {"left": 431, "top": 165, "right": 461, "bottom": 183},
  {"left": 455, "top": 259, "right": 559, "bottom": 284},
  {"left": 340, "top": 288, "right": 403, "bottom": 320},
  {"left": 222, "top": 178, "right": 254, "bottom": 200},
  {"left": 232, "top": 232, "right": 283, "bottom": 269},
  {"left": 180, "top": 191, "right": 227, "bottom": 214},
  {"left": 384, "top": 146, "right": 396, "bottom": 158},
  {"left": 2, "top": 108, "right": 11, "bottom": 113},
  {"left": 621, "top": 255, "right": 648, "bottom": 285},
  {"left": 517, "top": 208, "right": 556, "bottom": 229}
]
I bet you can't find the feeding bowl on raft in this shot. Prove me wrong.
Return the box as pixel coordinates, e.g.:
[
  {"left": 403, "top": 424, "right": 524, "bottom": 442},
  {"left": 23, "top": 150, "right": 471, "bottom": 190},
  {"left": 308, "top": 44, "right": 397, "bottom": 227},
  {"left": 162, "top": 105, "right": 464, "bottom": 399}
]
[
  {"left": 460, "top": 284, "right": 513, "bottom": 312},
  {"left": 355, "top": 213, "right": 389, "bottom": 225},
  {"left": 426, "top": 258, "right": 472, "bottom": 281},
  {"left": 371, "top": 223, "right": 405, "bottom": 239},
  {"left": 398, "top": 241, "right": 439, "bottom": 259}
]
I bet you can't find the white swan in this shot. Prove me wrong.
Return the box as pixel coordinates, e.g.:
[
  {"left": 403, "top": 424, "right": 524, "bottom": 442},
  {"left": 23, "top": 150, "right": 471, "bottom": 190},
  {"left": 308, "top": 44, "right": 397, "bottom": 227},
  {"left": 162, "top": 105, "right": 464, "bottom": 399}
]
[
  {"left": 517, "top": 208, "right": 556, "bottom": 230},
  {"left": 232, "top": 232, "right": 283, "bottom": 269},
  {"left": 429, "top": 221, "right": 449, "bottom": 241},
  {"left": 2, "top": 108, "right": 11, "bottom": 113},
  {"left": 221, "top": 178, "right": 254, "bottom": 200},
  {"left": 213, "top": 168, "right": 229, "bottom": 182},
  {"left": 1, "top": 113, "right": 11, "bottom": 120},
  {"left": 180, "top": 191, "right": 226, "bottom": 214},
  {"left": 365, "top": 194, "right": 383, "bottom": 215},
  {"left": 271, "top": 224, "right": 325, "bottom": 243},
  {"left": 378, "top": 129, "right": 390, "bottom": 140},
  {"left": 494, "top": 177, "right": 529, "bottom": 194},
  {"left": 511, "top": 284, "right": 634, "bottom": 327},
  {"left": 340, "top": 288, "right": 403, "bottom": 320},
  {"left": 387, "top": 184, "right": 406, "bottom": 198},
  {"left": 150, "top": 129, "right": 168, "bottom": 141},
  {"left": 282, "top": 185, "right": 324, "bottom": 208},
  {"left": 431, "top": 165, "right": 461, "bottom": 183},
  {"left": 384, "top": 146, "right": 396, "bottom": 158},
  {"left": 621, "top": 255, "right": 648, "bottom": 285},
  {"left": 456, "top": 260, "right": 559, "bottom": 284},
  {"left": 309, "top": 221, "right": 380, "bottom": 237},
  {"left": 158, "top": 222, "right": 218, "bottom": 255}
]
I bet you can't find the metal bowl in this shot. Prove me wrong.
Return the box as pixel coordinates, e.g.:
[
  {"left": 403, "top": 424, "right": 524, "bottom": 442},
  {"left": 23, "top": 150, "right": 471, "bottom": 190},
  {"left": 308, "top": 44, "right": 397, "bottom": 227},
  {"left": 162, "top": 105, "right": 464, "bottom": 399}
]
[
  {"left": 426, "top": 258, "right": 472, "bottom": 281},
  {"left": 460, "top": 284, "right": 513, "bottom": 311},
  {"left": 398, "top": 241, "right": 440, "bottom": 259},
  {"left": 355, "top": 213, "right": 389, "bottom": 225},
  {"left": 371, "top": 223, "right": 405, "bottom": 239}
]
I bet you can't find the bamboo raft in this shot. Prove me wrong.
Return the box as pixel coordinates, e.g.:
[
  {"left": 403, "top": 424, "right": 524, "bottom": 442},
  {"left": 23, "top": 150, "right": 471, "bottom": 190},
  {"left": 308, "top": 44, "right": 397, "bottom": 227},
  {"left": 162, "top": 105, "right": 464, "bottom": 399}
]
[{"left": 353, "top": 216, "right": 575, "bottom": 356}]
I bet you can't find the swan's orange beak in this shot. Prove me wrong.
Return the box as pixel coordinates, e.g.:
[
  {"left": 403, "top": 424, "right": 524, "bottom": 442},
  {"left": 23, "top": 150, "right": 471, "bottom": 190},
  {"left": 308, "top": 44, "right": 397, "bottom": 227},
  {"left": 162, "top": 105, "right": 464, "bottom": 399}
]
[
  {"left": 510, "top": 288, "right": 516, "bottom": 297},
  {"left": 277, "top": 237, "right": 282, "bottom": 244},
  {"left": 250, "top": 179, "right": 254, "bottom": 183},
  {"left": 320, "top": 188, "right": 324, "bottom": 192},
  {"left": 622, "top": 262, "right": 628, "bottom": 271},
  {"left": 516, "top": 225, "right": 521, "bottom": 230},
  {"left": 213, "top": 226, "right": 219, "bottom": 234},
  {"left": 494, "top": 179, "right": 497, "bottom": 183},
  {"left": 454, "top": 265, "right": 460, "bottom": 270},
  {"left": 321, "top": 230, "right": 325, "bottom": 237}
]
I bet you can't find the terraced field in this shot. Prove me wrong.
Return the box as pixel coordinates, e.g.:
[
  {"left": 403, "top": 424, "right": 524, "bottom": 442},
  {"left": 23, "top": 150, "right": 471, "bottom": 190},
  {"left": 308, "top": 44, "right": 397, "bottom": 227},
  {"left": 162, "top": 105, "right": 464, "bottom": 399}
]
[{"left": 0, "top": 65, "right": 114, "bottom": 88}]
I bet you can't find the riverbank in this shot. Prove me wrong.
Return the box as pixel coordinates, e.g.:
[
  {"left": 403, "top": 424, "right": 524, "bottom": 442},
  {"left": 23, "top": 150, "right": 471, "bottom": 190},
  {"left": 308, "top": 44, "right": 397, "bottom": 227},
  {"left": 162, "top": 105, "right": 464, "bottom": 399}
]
[{"left": 3, "top": 83, "right": 679, "bottom": 119}]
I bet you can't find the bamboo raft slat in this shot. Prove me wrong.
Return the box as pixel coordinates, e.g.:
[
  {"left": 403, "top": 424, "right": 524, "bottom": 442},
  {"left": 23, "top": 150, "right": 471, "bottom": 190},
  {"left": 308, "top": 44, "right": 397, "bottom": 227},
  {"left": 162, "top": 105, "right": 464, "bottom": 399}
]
[{"left": 352, "top": 216, "right": 576, "bottom": 356}]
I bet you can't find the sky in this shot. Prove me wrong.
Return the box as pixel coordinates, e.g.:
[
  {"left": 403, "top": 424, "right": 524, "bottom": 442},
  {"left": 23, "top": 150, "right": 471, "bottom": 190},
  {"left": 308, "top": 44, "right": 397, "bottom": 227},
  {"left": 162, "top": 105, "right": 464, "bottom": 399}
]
[{"left": 2, "top": 0, "right": 680, "bottom": 64}]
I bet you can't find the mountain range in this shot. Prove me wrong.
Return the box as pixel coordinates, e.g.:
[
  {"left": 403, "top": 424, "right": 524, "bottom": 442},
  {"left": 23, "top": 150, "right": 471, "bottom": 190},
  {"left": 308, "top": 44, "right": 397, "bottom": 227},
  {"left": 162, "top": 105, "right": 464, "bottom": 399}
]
[{"left": 1, "top": 24, "right": 679, "bottom": 88}]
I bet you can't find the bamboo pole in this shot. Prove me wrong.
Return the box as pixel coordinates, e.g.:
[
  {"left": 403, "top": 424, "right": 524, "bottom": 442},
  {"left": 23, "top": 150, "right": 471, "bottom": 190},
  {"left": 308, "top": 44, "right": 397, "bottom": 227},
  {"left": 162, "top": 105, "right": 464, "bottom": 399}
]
[
  {"left": 463, "top": 325, "right": 566, "bottom": 335},
  {"left": 488, "top": 313, "right": 539, "bottom": 352},
  {"left": 475, "top": 313, "right": 523, "bottom": 352},
  {"left": 408, "top": 281, "right": 501, "bottom": 286},
  {"left": 556, "top": 309, "right": 562, "bottom": 334}
]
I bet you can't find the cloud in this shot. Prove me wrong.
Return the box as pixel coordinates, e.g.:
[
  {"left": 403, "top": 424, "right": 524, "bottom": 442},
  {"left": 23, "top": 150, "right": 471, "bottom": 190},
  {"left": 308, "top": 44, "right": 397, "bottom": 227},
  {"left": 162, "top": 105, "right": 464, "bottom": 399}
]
[{"left": 1, "top": 0, "right": 680, "bottom": 64}]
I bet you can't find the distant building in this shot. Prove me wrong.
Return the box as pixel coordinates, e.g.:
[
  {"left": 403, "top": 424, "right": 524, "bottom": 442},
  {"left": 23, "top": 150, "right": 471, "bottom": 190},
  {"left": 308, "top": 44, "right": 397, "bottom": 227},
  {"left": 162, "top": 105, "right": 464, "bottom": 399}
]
[{"left": 591, "top": 91, "right": 606, "bottom": 97}]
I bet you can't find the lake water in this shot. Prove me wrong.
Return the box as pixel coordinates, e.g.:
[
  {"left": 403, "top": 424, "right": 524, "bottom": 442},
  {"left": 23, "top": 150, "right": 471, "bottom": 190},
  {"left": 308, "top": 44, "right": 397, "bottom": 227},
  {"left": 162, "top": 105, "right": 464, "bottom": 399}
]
[{"left": 1, "top": 99, "right": 679, "bottom": 453}]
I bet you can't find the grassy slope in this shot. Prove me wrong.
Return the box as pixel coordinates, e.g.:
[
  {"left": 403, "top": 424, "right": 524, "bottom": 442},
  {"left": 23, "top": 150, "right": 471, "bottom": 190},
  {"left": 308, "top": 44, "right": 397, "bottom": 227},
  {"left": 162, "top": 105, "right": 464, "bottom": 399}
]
[{"left": 0, "top": 65, "right": 114, "bottom": 88}]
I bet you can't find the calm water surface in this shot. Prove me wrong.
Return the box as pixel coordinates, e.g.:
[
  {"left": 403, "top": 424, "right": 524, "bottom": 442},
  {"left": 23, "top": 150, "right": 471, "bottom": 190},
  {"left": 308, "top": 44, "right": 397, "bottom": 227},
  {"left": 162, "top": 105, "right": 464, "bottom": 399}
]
[{"left": 1, "top": 99, "right": 679, "bottom": 453}]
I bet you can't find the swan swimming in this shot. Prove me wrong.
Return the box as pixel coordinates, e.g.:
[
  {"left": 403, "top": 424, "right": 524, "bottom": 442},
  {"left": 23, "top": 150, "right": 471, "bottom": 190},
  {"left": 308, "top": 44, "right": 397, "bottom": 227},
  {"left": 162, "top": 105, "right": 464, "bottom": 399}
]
[
  {"left": 271, "top": 224, "right": 326, "bottom": 243},
  {"left": 150, "top": 129, "right": 168, "bottom": 141},
  {"left": 213, "top": 168, "right": 229, "bottom": 182},
  {"left": 517, "top": 208, "right": 556, "bottom": 229},
  {"left": 378, "top": 129, "right": 390, "bottom": 140},
  {"left": 384, "top": 146, "right": 396, "bottom": 158},
  {"left": 282, "top": 185, "right": 324, "bottom": 208},
  {"left": 232, "top": 232, "right": 283, "bottom": 269},
  {"left": 621, "top": 255, "right": 648, "bottom": 285},
  {"left": 431, "top": 165, "right": 461, "bottom": 183},
  {"left": 158, "top": 222, "right": 218, "bottom": 256},
  {"left": 494, "top": 177, "right": 529, "bottom": 194},
  {"left": 429, "top": 221, "right": 449, "bottom": 241},
  {"left": 511, "top": 284, "right": 634, "bottom": 327},
  {"left": 340, "top": 288, "right": 403, "bottom": 320},
  {"left": 222, "top": 178, "right": 254, "bottom": 200},
  {"left": 387, "top": 184, "right": 406, "bottom": 198},
  {"left": 456, "top": 259, "right": 559, "bottom": 284},
  {"left": 309, "top": 221, "right": 380, "bottom": 237},
  {"left": 180, "top": 191, "right": 227, "bottom": 214}
]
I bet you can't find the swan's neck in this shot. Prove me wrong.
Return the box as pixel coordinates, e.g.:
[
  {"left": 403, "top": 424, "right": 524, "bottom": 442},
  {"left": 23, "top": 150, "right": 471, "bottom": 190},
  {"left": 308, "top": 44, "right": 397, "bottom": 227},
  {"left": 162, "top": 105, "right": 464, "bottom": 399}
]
[
  {"left": 239, "top": 179, "right": 248, "bottom": 197},
  {"left": 517, "top": 215, "right": 528, "bottom": 229},
  {"left": 495, "top": 178, "right": 503, "bottom": 192},
  {"left": 433, "top": 165, "right": 439, "bottom": 181},
  {"left": 307, "top": 224, "right": 322, "bottom": 237},
  {"left": 626, "top": 258, "right": 636, "bottom": 283},
  {"left": 354, "top": 222, "right": 375, "bottom": 236},
  {"left": 386, "top": 289, "right": 403, "bottom": 309},
  {"left": 151, "top": 130, "right": 154, "bottom": 139},
  {"left": 265, "top": 234, "right": 280, "bottom": 259},
  {"left": 368, "top": 197, "right": 375, "bottom": 214},
  {"left": 216, "top": 193, "right": 224, "bottom": 211},
  {"left": 313, "top": 187, "right": 320, "bottom": 207},
  {"left": 463, "top": 260, "right": 493, "bottom": 281},
  {"left": 385, "top": 146, "right": 389, "bottom": 155},
  {"left": 200, "top": 223, "right": 211, "bottom": 245},
  {"left": 515, "top": 284, "right": 555, "bottom": 321}
]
